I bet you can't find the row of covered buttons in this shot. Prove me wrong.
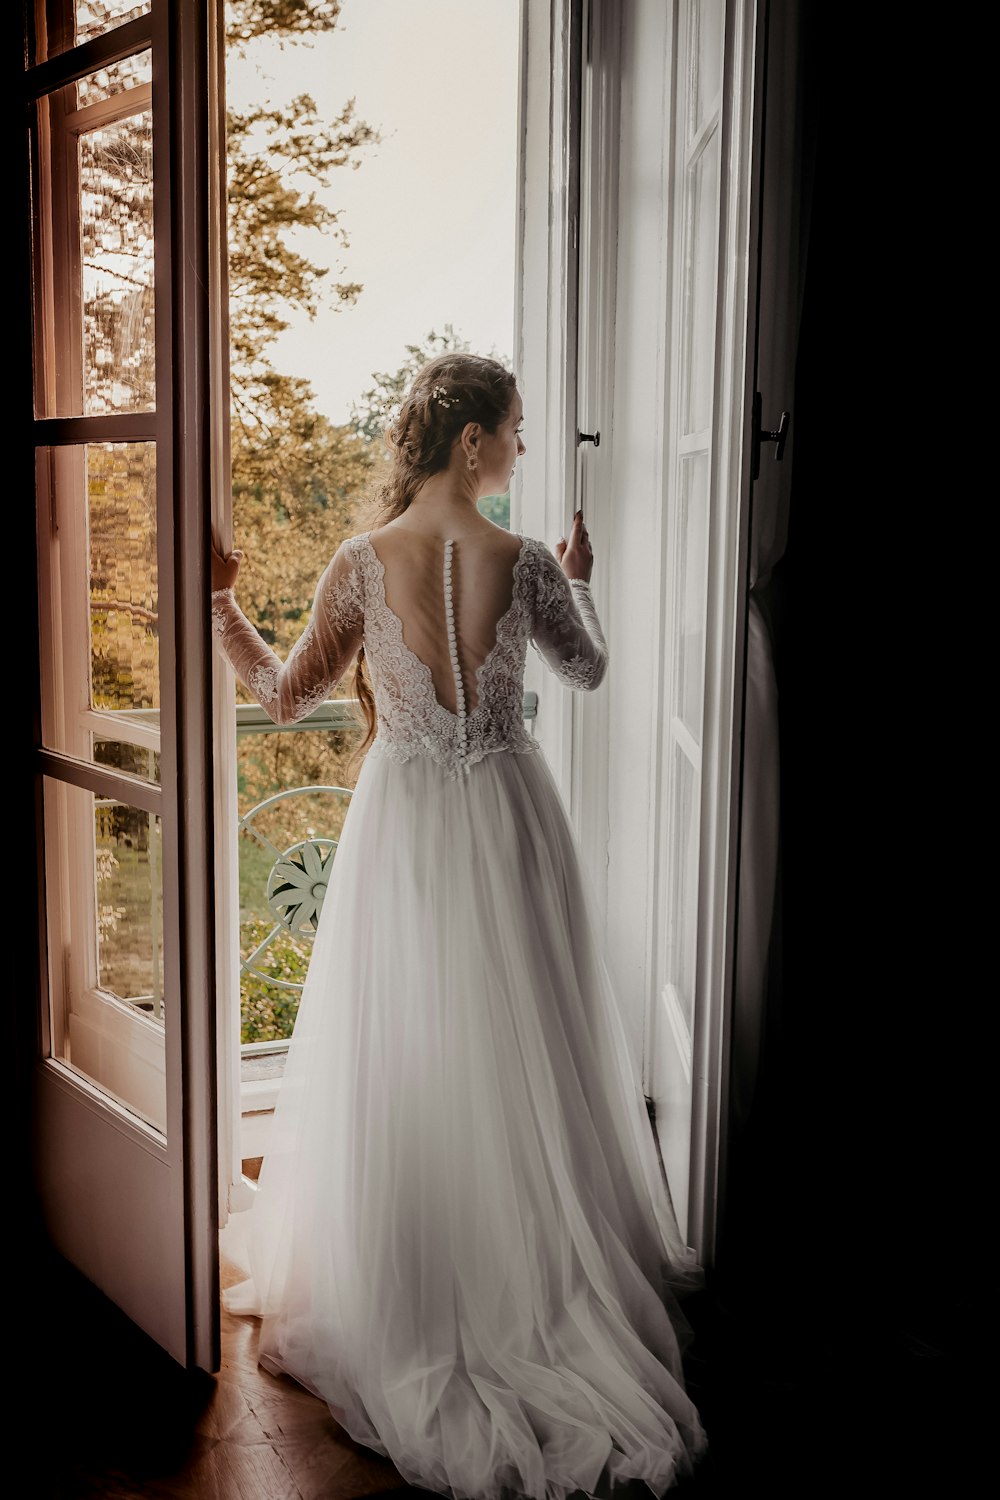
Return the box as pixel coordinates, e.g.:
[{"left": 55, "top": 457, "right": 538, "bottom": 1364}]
[{"left": 443, "top": 539, "right": 468, "bottom": 763}]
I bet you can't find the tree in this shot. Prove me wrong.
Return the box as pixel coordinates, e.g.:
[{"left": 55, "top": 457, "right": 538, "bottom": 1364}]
[
  {"left": 224, "top": 0, "right": 382, "bottom": 652},
  {"left": 350, "top": 324, "right": 472, "bottom": 442},
  {"left": 221, "top": 3, "right": 385, "bottom": 1039},
  {"left": 79, "top": 2, "right": 380, "bottom": 702}
]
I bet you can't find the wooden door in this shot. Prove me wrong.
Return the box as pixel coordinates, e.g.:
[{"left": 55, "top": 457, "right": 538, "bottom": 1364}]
[{"left": 24, "top": 0, "right": 228, "bottom": 1371}]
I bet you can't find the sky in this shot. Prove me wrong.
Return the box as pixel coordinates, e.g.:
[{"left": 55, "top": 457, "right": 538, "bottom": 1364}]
[{"left": 226, "top": 0, "right": 521, "bottom": 426}]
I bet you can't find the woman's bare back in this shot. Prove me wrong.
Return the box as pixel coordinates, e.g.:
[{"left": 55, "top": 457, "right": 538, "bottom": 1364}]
[{"left": 368, "top": 521, "right": 524, "bottom": 715}]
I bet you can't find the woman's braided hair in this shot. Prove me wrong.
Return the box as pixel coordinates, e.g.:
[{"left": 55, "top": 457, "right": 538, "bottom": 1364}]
[
  {"left": 350, "top": 352, "right": 517, "bottom": 763},
  {"left": 364, "top": 352, "right": 516, "bottom": 527}
]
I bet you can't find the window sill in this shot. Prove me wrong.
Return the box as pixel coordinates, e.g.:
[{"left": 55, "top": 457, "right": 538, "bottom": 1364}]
[{"left": 239, "top": 1041, "right": 287, "bottom": 1154}]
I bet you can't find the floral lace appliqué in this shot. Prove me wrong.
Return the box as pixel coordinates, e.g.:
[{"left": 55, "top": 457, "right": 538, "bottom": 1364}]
[
  {"left": 211, "top": 589, "right": 234, "bottom": 636},
  {"left": 247, "top": 663, "right": 278, "bottom": 705},
  {"left": 354, "top": 534, "right": 539, "bottom": 781},
  {"left": 556, "top": 653, "right": 602, "bottom": 690},
  {"left": 324, "top": 564, "right": 364, "bottom": 633},
  {"left": 212, "top": 534, "right": 607, "bottom": 765}
]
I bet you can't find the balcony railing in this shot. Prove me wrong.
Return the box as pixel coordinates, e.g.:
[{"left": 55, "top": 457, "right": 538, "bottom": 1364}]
[
  {"left": 235, "top": 692, "right": 538, "bottom": 738},
  {"left": 104, "top": 693, "right": 540, "bottom": 1122},
  {"left": 236, "top": 691, "right": 539, "bottom": 991},
  {"left": 235, "top": 692, "right": 539, "bottom": 1142}
]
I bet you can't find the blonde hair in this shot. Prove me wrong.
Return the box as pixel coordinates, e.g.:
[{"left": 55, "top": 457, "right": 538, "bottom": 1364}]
[{"left": 350, "top": 352, "right": 518, "bottom": 765}]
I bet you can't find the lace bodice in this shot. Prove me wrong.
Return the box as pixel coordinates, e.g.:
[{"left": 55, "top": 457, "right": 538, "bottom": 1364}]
[{"left": 212, "top": 531, "right": 608, "bottom": 779}]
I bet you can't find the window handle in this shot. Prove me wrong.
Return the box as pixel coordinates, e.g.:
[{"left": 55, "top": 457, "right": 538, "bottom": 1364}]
[
  {"left": 578, "top": 430, "right": 601, "bottom": 447},
  {"left": 751, "top": 392, "right": 790, "bottom": 479}
]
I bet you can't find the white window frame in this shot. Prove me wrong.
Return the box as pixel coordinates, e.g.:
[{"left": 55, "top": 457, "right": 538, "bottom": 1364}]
[
  {"left": 528, "top": 0, "right": 764, "bottom": 1268},
  {"left": 514, "top": 0, "right": 584, "bottom": 798}
]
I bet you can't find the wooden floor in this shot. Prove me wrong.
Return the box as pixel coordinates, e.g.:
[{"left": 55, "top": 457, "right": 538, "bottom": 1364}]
[
  {"left": 20, "top": 1229, "right": 964, "bottom": 1500},
  {"left": 21, "top": 1241, "right": 716, "bottom": 1499},
  {"left": 25, "top": 1245, "right": 417, "bottom": 1500}
]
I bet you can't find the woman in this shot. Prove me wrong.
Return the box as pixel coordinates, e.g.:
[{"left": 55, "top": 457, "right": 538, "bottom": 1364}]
[{"left": 211, "top": 352, "right": 707, "bottom": 1499}]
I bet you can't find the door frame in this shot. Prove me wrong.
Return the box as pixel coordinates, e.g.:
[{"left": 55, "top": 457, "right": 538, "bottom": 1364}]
[{"left": 685, "top": 0, "right": 761, "bottom": 1263}]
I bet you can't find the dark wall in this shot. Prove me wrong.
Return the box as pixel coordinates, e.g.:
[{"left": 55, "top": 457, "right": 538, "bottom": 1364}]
[{"left": 713, "top": 6, "right": 979, "bottom": 1486}]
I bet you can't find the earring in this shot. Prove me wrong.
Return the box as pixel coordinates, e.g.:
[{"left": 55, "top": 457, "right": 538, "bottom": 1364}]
[{"left": 467, "top": 452, "right": 478, "bottom": 472}]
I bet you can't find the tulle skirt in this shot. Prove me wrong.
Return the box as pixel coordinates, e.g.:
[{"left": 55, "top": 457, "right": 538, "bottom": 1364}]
[{"left": 224, "top": 742, "right": 708, "bottom": 1499}]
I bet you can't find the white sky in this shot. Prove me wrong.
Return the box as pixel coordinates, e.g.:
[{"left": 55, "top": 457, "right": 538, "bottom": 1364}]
[{"left": 226, "top": 0, "right": 521, "bottom": 426}]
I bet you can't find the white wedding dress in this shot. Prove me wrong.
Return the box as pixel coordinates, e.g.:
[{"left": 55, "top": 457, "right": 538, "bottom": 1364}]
[{"left": 212, "top": 529, "right": 707, "bottom": 1499}]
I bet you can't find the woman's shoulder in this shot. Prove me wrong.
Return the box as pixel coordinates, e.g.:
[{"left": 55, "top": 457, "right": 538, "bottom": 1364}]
[
  {"left": 517, "top": 533, "right": 562, "bottom": 571},
  {"left": 313, "top": 534, "right": 375, "bottom": 606},
  {"left": 513, "top": 535, "right": 579, "bottom": 618},
  {"left": 327, "top": 531, "right": 374, "bottom": 567},
  {"left": 469, "top": 527, "right": 548, "bottom": 576},
  {"left": 330, "top": 524, "right": 556, "bottom": 572}
]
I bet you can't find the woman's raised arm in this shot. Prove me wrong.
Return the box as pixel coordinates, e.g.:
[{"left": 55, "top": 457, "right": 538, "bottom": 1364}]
[
  {"left": 529, "top": 514, "right": 608, "bottom": 692},
  {"left": 211, "top": 539, "right": 364, "bottom": 724}
]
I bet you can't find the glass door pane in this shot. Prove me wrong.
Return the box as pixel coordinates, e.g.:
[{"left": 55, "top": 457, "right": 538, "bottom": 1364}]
[
  {"left": 30, "top": 0, "right": 151, "bottom": 64},
  {"left": 31, "top": 50, "right": 154, "bottom": 419},
  {"left": 36, "top": 441, "right": 160, "bottom": 765},
  {"left": 42, "top": 775, "right": 166, "bottom": 1133}
]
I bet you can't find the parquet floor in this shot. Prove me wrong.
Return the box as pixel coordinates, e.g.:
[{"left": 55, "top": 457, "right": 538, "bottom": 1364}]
[
  {"left": 21, "top": 1226, "right": 963, "bottom": 1500},
  {"left": 28, "top": 1246, "right": 417, "bottom": 1500},
  {"left": 23, "top": 1234, "right": 727, "bottom": 1500}
]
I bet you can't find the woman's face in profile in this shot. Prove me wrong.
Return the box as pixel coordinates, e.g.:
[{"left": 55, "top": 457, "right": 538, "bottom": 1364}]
[{"left": 476, "top": 389, "right": 525, "bottom": 495}]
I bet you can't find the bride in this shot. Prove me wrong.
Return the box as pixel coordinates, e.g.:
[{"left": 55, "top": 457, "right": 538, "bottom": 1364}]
[{"left": 211, "top": 352, "right": 707, "bottom": 1499}]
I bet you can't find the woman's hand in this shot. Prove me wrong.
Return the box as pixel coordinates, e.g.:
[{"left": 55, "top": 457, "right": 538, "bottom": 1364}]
[
  {"left": 555, "top": 510, "right": 593, "bottom": 582},
  {"left": 211, "top": 531, "right": 244, "bottom": 592}
]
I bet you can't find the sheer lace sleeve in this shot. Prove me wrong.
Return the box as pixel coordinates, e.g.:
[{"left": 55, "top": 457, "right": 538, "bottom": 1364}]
[
  {"left": 528, "top": 542, "right": 609, "bottom": 691},
  {"left": 211, "top": 539, "right": 364, "bottom": 724}
]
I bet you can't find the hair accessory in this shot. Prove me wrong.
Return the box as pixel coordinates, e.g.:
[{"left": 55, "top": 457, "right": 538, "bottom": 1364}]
[
  {"left": 432, "top": 385, "right": 459, "bottom": 409},
  {"left": 370, "top": 394, "right": 401, "bottom": 429}
]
